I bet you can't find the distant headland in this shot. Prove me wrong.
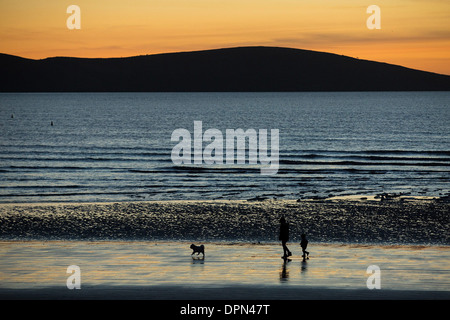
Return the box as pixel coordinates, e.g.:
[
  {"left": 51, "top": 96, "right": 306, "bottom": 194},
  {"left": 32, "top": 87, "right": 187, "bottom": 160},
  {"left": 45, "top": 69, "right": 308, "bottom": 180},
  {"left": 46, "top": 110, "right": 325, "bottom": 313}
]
[{"left": 1, "top": 46, "right": 450, "bottom": 92}]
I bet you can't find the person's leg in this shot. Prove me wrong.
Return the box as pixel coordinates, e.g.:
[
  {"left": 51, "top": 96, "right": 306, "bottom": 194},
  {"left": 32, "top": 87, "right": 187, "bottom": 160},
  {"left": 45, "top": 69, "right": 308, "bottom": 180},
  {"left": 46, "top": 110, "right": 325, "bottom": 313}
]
[
  {"left": 285, "top": 242, "right": 292, "bottom": 256},
  {"left": 282, "top": 241, "right": 288, "bottom": 257},
  {"left": 302, "top": 247, "right": 309, "bottom": 259}
]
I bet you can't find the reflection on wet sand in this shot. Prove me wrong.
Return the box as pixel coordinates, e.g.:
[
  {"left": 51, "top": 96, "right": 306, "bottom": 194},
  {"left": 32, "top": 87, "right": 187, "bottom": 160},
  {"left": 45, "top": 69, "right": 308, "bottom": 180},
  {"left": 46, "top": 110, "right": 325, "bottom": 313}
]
[
  {"left": 279, "top": 259, "right": 290, "bottom": 282},
  {"left": 0, "top": 241, "right": 449, "bottom": 293}
]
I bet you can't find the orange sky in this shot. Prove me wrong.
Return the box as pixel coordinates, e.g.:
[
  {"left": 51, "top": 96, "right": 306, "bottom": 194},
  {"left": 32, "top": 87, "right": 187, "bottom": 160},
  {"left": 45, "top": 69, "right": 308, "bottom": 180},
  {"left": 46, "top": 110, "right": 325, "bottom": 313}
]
[{"left": 1, "top": 0, "right": 449, "bottom": 75}]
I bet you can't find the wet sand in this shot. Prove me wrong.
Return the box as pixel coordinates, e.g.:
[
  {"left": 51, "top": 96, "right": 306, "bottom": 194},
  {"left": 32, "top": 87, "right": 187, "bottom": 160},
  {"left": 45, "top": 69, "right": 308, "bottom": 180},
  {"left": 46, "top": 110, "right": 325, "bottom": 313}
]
[{"left": 0, "top": 240, "right": 449, "bottom": 300}]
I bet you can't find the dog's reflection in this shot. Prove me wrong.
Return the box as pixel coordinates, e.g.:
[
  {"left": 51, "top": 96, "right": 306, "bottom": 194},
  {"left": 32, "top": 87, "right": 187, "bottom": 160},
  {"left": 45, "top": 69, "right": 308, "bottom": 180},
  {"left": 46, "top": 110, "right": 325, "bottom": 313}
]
[{"left": 191, "top": 255, "right": 205, "bottom": 264}]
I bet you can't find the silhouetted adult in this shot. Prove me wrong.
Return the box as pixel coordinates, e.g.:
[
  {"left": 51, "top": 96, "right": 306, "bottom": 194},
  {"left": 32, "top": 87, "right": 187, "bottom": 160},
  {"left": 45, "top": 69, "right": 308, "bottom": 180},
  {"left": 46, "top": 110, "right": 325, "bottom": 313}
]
[
  {"left": 300, "top": 233, "right": 309, "bottom": 260},
  {"left": 279, "top": 216, "right": 292, "bottom": 258}
]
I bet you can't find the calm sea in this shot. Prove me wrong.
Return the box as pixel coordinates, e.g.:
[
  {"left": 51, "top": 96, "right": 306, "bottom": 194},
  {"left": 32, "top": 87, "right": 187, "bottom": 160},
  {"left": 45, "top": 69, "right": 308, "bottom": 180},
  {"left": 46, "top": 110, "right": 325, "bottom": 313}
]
[{"left": 0, "top": 92, "right": 449, "bottom": 203}]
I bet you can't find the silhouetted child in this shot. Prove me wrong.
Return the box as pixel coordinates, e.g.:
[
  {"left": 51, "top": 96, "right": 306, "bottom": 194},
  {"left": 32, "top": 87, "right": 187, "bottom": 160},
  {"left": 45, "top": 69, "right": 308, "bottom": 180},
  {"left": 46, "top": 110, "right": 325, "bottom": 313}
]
[{"left": 300, "top": 233, "right": 309, "bottom": 260}]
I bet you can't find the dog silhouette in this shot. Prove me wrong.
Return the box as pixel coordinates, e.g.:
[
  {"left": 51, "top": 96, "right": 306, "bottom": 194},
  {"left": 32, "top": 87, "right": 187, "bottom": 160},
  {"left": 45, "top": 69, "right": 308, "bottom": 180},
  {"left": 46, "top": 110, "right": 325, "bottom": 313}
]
[{"left": 190, "top": 244, "right": 205, "bottom": 256}]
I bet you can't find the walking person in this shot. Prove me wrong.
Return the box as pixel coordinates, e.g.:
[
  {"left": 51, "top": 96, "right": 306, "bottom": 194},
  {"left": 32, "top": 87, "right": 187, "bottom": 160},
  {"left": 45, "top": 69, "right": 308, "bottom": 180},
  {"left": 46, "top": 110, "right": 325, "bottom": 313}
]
[
  {"left": 300, "top": 233, "right": 309, "bottom": 260},
  {"left": 279, "top": 216, "right": 292, "bottom": 259}
]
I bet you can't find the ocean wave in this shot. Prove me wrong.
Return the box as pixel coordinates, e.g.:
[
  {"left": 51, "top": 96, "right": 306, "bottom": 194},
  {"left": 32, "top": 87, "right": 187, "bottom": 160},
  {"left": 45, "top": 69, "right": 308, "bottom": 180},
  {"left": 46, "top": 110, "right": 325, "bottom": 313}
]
[{"left": 279, "top": 159, "right": 449, "bottom": 166}]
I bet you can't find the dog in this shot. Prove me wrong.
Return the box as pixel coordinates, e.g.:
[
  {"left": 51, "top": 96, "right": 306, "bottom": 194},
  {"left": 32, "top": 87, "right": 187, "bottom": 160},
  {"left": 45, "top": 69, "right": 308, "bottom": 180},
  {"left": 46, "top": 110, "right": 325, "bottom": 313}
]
[{"left": 190, "top": 244, "right": 205, "bottom": 256}]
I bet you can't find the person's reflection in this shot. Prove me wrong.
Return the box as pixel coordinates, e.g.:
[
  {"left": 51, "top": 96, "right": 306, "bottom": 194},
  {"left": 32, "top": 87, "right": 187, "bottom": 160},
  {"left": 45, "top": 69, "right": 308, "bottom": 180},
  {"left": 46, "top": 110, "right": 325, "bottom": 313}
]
[
  {"left": 301, "top": 259, "right": 308, "bottom": 273},
  {"left": 279, "top": 258, "right": 291, "bottom": 282}
]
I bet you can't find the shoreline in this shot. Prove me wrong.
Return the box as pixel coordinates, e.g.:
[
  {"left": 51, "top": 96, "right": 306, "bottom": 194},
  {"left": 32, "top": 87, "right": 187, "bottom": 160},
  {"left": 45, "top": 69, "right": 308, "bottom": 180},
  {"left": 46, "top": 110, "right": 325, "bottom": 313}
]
[
  {"left": 0, "top": 193, "right": 447, "bottom": 206},
  {"left": 1, "top": 238, "right": 449, "bottom": 249}
]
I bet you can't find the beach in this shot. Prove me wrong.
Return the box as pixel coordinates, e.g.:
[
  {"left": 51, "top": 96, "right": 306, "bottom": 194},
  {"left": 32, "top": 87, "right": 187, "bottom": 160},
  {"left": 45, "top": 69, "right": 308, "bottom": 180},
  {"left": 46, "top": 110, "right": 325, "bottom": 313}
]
[
  {"left": 0, "top": 199, "right": 449, "bottom": 300},
  {"left": 0, "top": 240, "right": 449, "bottom": 300}
]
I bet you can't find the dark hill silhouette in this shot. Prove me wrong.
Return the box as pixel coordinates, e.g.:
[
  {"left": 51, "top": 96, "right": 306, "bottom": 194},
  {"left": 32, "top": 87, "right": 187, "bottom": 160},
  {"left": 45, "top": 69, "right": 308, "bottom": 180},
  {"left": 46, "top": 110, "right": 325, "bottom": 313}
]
[{"left": 1, "top": 46, "right": 449, "bottom": 92}]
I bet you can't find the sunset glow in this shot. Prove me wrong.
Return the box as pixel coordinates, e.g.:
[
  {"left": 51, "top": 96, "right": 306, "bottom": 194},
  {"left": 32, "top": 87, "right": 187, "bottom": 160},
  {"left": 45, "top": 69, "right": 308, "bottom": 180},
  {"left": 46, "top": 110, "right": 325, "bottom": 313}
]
[{"left": 1, "top": 0, "right": 449, "bottom": 75}]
